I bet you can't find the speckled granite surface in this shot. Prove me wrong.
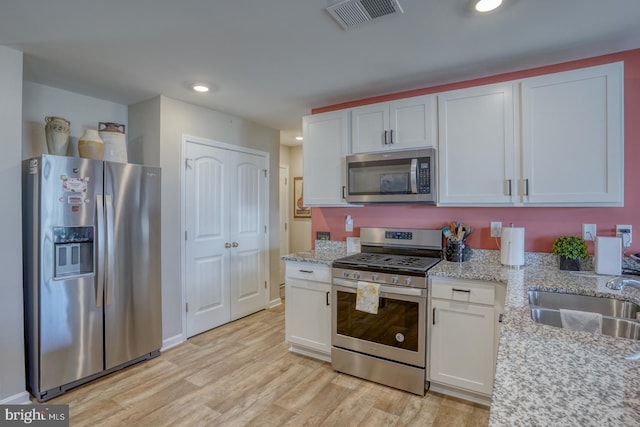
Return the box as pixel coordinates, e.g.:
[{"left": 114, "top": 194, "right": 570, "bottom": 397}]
[
  {"left": 280, "top": 240, "right": 347, "bottom": 266},
  {"left": 430, "top": 249, "right": 640, "bottom": 427}
]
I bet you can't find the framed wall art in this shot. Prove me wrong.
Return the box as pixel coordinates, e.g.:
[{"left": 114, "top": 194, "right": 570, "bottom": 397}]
[{"left": 293, "top": 176, "right": 311, "bottom": 218}]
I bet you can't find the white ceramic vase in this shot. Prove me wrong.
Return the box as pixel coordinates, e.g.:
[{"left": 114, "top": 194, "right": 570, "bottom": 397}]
[
  {"left": 78, "top": 129, "right": 104, "bottom": 160},
  {"left": 44, "top": 116, "right": 71, "bottom": 156},
  {"left": 98, "top": 122, "right": 128, "bottom": 163}
]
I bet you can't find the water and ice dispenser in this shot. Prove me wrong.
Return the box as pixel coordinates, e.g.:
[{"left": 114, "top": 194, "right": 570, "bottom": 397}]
[{"left": 53, "top": 226, "right": 94, "bottom": 278}]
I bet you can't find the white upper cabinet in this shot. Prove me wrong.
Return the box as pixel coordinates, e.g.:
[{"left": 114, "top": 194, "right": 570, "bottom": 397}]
[
  {"left": 520, "top": 62, "right": 624, "bottom": 206},
  {"left": 302, "top": 110, "right": 352, "bottom": 206},
  {"left": 351, "top": 95, "right": 436, "bottom": 153},
  {"left": 437, "top": 83, "right": 517, "bottom": 205},
  {"left": 437, "top": 62, "right": 624, "bottom": 207}
]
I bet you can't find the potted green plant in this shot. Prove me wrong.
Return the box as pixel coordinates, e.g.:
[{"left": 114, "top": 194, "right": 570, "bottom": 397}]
[{"left": 552, "top": 236, "right": 589, "bottom": 271}]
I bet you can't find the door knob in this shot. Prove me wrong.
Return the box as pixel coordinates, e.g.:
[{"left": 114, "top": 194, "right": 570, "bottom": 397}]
[
  {"left": 232, "top": 242, "right": 239, "bottom": 247},
  {"left": 225, "top": 242, "right": 231, "bottom": 248}
]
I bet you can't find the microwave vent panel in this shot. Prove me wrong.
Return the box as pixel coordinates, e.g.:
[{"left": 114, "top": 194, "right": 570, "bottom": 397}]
[{"left": 326, "top": 0, "right": 404, "bottom": 30}]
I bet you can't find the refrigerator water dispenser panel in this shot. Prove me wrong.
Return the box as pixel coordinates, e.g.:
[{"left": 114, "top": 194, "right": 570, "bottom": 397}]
[{"left": 53, "top": 226, "right": 94, "bottom": 278}]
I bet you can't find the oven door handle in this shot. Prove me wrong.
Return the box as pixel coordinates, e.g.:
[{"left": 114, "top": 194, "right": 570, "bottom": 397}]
[{"left": 332, "top": 278, "right": 425, "bottom": 297}]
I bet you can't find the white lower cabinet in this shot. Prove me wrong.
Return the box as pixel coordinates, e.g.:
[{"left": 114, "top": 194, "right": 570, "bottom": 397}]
[
  {"left": 428, "top": 277, "right": 505, "bottom": 403},
  {"left": 285, "top": 261, "right": 332, "bottom": 361}
]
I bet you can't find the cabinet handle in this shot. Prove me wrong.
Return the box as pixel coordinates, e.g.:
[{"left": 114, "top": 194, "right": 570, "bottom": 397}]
[
  {"left": 524, "top": 178, "right": 529, "bottom": 196},
  {"left": 384, "top": 130, "right": 389, "bottom": 145},
  {"left": 326, "top": 291, "right": 330, "bottom": 306},
  {"left": 507, "top": 179, "right": 512, "bottom": 196},
  {"left": 342, "top": 185, "right": 346, "bottom": 200},
  {"left": 299, "top": 269, "right": 313, "bottom": 273},
  {"left": 432, "top": 307, "right": 436, "bottom": 325},
  {"left": 499, "top": 313, "right": 504, "bottom": 323},
  {"left": 451, "top": 288, "right": 471, "bottom": 293},
  {"left": 390, "top": 129, "right": 394, "bottom": 144}
]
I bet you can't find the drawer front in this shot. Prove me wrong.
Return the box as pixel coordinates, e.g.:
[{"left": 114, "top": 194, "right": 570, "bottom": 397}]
[
  {"left": 286, "top": 261, "right": 331, "bottom": 283},
  {"left": 431, "top": 278, "right": 495, "bottom": 305}
]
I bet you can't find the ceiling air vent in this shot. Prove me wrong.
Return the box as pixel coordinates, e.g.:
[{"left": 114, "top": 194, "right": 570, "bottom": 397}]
[{"left": 326, "top": 0, "right": 404, "bottom": 30}]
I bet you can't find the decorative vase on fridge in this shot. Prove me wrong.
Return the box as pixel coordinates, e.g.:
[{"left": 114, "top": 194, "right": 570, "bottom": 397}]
[
  {"left": 78, "top": 129, "right": 104, "bottom": 160},
  {"left": 99, "top": 122, "right": 128, "bottom": 163},
  {"left": 44, "top": 116, "right": 71, "bottom": 156}
]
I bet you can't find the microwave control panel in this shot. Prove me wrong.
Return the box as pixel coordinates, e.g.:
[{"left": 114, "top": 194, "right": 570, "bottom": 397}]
[{"left": 418, "top": 160, "right": 430, "bottom": 194}]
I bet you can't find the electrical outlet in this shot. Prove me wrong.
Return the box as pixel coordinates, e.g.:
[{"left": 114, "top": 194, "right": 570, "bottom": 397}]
[
  {"left": 490, "top": 221, "right": 502, "bottom": 237},
  {"left": 616, "top": 224, "right": 632, "bottom": 247},
  {"left": 582, "top": 224, "right": 596, "bottom": 241}
]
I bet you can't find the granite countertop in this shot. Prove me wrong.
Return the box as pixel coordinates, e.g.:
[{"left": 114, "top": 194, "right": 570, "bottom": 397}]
[
  {"left": 430, "top": 250, "right": 640, "bottom": 427},
  {"left": 280, "top": 240, "right": 348, "bottom": 266}
]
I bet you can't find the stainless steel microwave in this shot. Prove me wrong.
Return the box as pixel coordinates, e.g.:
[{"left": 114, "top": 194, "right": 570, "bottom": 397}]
[{"left": 345, "top": 148, "right": 436, "bottom": 204}]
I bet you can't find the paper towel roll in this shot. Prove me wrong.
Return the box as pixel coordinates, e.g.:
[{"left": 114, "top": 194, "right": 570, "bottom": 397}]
[{"left": 501, "top": 227, "right": 525, "bottom": 267}]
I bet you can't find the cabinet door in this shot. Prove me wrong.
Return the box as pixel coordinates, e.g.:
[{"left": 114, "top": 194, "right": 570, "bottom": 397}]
[
  {"left": 285, "top": 278, "right": 331, "bottom": 354},
  {"left": 521, "top": 62, "right": 623, "bottom": 206},
  {"left": 302, "top": 110, "right": 351, "bottom": 206},
  {"left": 389, "top": 95, "right": 436, "bottom": 150},
  {"left": 437, "top": 83, "right": 516, "bottom": 205},
  {"left": 351, "top": 102, "right": 389, "bottom": 153},
  {"left": 429, "top": 298, "right": 496, "bottom": 395}
]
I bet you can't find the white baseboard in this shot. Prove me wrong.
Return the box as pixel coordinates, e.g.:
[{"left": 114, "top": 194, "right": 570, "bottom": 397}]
[
  {"left": 428, "top": 382, "right": 491, "bottom": 407},
  {"left": 0, "top": 391, "right": 31, "bottom": 405},
  {"left": 268, "top": 298, "right": 282, "bottom": 308},
  {"left": 161, "top": 333, "right": 185, "bottom": 352}
]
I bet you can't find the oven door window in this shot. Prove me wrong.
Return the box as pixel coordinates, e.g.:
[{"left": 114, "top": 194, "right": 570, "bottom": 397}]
[{"left": 336, "top": 290, "right": 419, "bottom": 352}]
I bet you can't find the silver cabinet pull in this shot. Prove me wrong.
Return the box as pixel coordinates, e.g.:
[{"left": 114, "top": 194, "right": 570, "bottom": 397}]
[
  {"left": 499, "top": 313, "right": 504, "bottom": 323},
  {"left": 507, "top": 179, "right": 512, "bottom": 196},
  {"left": 452, "top": 288, "right": 471, "bottom": 293},
  {"left": 342, "top": 185, "right": 346, "bottom": 200},
  {"left": 390, "top": 129, "right": 394, "bottom": 144},
  {"left": 384, "top": 130, "right": 389, "bottom": 145},
  {"left": 326, "top": 291, "right": 330, "bottom": 306},
  {"left": 432, "top": 307, "right": 436, "bottom": 325},
  {"left": 299, "top": 269, "right": 313, "bottom": 273},
  {"left": 524, "top": 178, "right": 529, "bottom": 196}
]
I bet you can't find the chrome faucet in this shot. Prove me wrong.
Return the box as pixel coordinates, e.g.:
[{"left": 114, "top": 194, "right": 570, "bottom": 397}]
[{"left": 605, "top": 277, "right": 640, "bottom": 290}]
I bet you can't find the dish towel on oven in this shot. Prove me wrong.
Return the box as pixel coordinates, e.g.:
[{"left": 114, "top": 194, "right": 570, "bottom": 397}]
[
  {"left": 560, "top": 309, "right": 602, "bottom": 334},
  {"left": 356, "top": 281, "right": 380, "bottom": 314}
]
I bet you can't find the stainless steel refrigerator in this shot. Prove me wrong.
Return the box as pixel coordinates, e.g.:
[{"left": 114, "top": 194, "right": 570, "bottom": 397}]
[{"left": 22, "top": 154, "right": 162, "bottom": 402}]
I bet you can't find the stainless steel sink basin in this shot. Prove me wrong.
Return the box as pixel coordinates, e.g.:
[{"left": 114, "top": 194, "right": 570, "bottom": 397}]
[
  {"left": 527, "top": 290, "right": 640, "bottom": 319},
  {"left": 530, "top": 307, "right": 640, "bottom": 340}
]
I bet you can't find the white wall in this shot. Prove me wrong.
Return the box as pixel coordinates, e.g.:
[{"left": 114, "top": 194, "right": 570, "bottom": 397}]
[
  {"left": 129, "top": 96, "right": 280, "bottom": 346},
  {"left": 22, "top": 82, "right": 128, "bottom": 160},
  {"left": 0, "top": 45, "right": 29, "bottom": 404}
]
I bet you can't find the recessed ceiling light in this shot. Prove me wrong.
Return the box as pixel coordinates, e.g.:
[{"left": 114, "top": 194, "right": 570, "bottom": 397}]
[
  {"left": 192, "top": 84, "right": 210, "bottom": 93},
  {"left": 295, "top": 136, "right": 303, "bottom": 141},
  {"left": 475, "top": 0, "right": 502, "bottom": 12}
]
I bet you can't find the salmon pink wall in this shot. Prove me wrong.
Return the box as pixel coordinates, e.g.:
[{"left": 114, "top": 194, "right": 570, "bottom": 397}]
[{"left": 310, "top": 49, "right": 640, "bottom": 255}]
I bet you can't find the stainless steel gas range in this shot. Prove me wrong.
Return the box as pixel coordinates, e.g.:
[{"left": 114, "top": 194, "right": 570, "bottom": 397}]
[{"left": 331, "top": 227, "right": 442, "bottom": 395}]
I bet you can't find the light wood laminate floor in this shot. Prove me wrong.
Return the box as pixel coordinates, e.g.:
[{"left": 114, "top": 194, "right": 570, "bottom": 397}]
[{"left": 47, "top": 304, "right": 489, "bottom": 426}]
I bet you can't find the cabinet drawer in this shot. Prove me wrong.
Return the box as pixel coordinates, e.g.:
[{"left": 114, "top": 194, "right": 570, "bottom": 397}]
[
  {"left": 286, "top": 261, "right": 331, "bottom": 283},
  {"left": 431, "top": 278, "right": 495, "bottom": 305}
]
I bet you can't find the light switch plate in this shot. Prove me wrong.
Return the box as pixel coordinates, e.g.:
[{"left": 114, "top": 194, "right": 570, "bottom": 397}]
[
  {"left": 616, "top": 224, "right": 632, "bottom": 247},
  {"left": 582, "top": 224, "right": 596, "bottom": 241}
]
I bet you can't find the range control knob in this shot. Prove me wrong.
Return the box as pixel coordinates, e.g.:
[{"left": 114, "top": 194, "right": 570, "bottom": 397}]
[
  {"left": 353, "top": 272, "right": 361, "bottom": 280},
  {"left": 404, "top": 277, "right": 412, "bottom": 286},
  {"left": 372, "top": 273, "right": 379, "bottom": 281},
  {"left": 342, "top": 271, "right": 350, "bottom": 278},
  {"left": 391, "top": 276, "right": 399, "bottom": 284}
]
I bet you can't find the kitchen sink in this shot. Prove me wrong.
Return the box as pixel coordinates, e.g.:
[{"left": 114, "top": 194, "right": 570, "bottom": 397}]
[
  {"left": 527, "top": 291, "right": 640, "bottom": 340},
  {"left": 530, "top": 307, "right": 640, "bottom": 340},
  {"left": 527, "top": 290, "right": 640, "bottom": 319}
]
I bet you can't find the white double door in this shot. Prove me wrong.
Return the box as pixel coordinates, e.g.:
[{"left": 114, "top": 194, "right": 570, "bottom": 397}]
[{"left": 185, "top": 139, "right": 268, "bottom": 337}]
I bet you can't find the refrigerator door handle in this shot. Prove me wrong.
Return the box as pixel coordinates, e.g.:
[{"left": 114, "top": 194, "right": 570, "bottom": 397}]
[
  {"left": 96, "top": 195, "right": 105, "bottom": 307},
  {"left": 105, "top": 194, "right": 115, "bottom": 306}
]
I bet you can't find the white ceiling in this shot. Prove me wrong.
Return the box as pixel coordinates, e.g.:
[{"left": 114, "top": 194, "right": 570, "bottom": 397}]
[{"left": 2, "top": 0, "right": 640, "bottom": 144}]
